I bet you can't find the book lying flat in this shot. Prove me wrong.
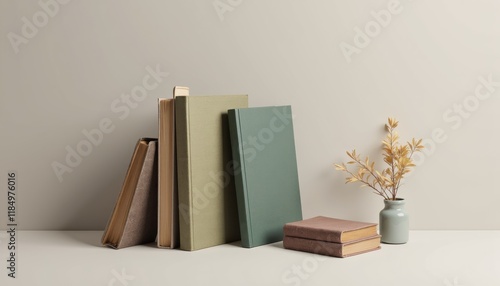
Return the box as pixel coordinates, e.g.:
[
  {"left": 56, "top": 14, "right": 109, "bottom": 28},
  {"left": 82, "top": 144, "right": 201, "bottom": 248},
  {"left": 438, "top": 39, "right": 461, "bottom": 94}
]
[
  {"left": 102, "top": 138, "right": 158, "bottom": 249},
  {"left": 283, "top": 235, "right": 381, "bottom": 258},
  {"left": 228, "top": 106, "right": 303, "bottom": 248},
  {"left": 283, "top": 216, "right": 378, "bottom": 243},
  {"left": 176, "top": 94, "right": 248, "bottom": 251}
]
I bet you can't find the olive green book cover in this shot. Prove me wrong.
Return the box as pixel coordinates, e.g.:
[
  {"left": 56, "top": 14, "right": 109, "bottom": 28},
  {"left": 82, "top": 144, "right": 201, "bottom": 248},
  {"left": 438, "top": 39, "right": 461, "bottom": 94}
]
[
  {"left": 228, "top": 106, "right": 303, "bottom": 248},
  {"left": 175, "top": 94, "right": 248, "bottom": 251}
]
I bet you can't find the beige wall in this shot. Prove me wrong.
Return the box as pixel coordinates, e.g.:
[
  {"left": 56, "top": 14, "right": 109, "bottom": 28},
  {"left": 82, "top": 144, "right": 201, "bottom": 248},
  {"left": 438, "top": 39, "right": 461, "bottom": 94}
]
[{"left": 1, "top": 0, "right": 500, "bottom": 230}]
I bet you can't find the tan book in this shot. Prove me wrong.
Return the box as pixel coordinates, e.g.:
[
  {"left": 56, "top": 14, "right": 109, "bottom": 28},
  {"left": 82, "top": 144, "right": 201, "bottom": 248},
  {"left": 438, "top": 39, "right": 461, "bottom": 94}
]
[
  {"left": 102, "top": 138, "right": 158, "bottom": 249},
  {"left": 173, "top": 86, "right": 189, "bottom": 96},
  {"left": 283, "top": 235, "right": 381, "bottom": 258},
  {"left": 157, "top": 86, "right": 188, "bottom": 248},
  {"left": 176, "top": 94, "right": 248, "bottom": 251},
  {"left": 283, "top": 216, "right": 378, "bottom": 243}
]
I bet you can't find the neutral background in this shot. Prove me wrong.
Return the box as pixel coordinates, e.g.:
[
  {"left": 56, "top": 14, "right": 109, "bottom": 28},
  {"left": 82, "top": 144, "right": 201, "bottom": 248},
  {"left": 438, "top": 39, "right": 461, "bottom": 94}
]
[{"left": 1, "top": 0, "right": 499, "bottom": 231}]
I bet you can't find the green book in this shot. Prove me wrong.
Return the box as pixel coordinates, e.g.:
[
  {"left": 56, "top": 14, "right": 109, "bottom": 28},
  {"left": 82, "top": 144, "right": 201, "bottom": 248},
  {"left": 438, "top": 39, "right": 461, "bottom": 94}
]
[
  {"left": 228, "top": 105, "right": 303, "bottom": 248},
  {"left": 175, "top": 94, "right": 248, "bottom": 251}
]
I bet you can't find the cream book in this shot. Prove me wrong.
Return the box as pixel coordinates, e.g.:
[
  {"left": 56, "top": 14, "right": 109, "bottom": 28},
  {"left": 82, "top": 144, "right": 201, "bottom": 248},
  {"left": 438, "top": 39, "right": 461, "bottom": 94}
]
[
  {"left": 157, "top": 86, "right": 188, "bottom": 248},
  {"left": 102, "top": 138, "right": 158, "bottom": 249}
]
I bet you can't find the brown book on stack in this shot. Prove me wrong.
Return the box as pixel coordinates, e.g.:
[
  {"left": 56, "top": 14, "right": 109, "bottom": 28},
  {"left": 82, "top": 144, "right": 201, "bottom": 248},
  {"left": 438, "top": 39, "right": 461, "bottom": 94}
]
[
  {"left": 101, "top": 138, "right": 158, "bottom": 249},
  {"left": 283, "top": 216, "right": 381, "bottom": 258}
]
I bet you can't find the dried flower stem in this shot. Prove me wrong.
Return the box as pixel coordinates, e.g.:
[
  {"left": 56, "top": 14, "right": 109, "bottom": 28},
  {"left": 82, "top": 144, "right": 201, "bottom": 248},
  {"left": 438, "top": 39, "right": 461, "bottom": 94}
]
[{"left": 334, "top": 118, "right": 424, "bottom": 200}]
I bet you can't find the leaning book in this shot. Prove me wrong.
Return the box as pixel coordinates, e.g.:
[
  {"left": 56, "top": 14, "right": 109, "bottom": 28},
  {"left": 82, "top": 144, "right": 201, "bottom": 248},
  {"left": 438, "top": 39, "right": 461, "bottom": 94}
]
[
  {"left": 102, "top": 138, "right": 158, "bottom": 249},
  {"left": 228, "top": 105, "right": 303, "bottom": 248}
]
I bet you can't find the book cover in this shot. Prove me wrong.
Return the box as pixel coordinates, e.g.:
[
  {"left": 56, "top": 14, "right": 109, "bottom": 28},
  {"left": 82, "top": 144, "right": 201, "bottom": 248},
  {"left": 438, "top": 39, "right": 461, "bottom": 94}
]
[
  {"left": 283, "top": 216, "right": 378, "bottom": 243},
  {"left": 176, "top": 94, "right": 248, "bottom": 251},
  {"left": 102, "top": 138, "right": 158, "bottom": 249},
  {"left": 283, "top": 235, "right": 381, "bottom": 258},
  {"left": 157, "top": 97, "right": 179, "bottom": 248},
  {"left": 228, "top": 105, "right": 303, "bottom": 248}
]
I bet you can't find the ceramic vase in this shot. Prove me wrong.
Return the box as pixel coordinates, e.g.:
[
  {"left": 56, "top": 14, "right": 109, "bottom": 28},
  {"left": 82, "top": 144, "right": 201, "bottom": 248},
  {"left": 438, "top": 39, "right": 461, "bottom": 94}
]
[{"left": 379, "top": 198, "right": 409, "bottom": 244}]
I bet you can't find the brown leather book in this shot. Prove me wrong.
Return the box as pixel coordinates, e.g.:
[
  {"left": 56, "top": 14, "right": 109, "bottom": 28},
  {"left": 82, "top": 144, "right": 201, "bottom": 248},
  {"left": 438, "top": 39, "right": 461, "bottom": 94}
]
[
  {"left": 283, "top": 216, "right": 378, "bottom": 243},
  {"left": 283, "top": 235, "right": 381, "bottom": 258},
  {"left": 101, "top": 138, "right": 158, "bottom": 249}
]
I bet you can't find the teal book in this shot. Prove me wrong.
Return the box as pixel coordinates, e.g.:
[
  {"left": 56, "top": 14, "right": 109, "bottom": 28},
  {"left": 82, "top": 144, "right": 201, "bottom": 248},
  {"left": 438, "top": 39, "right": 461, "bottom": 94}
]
[
  {"left": 176, "top": 94, "right": 248, "bottom": 251},
  {"left": 228, "top": 105, "right": 303, "bottom": 248}
]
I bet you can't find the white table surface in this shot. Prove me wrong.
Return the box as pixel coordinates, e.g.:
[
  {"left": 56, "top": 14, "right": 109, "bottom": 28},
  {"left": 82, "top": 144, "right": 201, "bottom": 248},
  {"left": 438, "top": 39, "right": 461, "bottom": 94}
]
[{"left": 0, "top": 231, "right": 499, "bottom": 286}]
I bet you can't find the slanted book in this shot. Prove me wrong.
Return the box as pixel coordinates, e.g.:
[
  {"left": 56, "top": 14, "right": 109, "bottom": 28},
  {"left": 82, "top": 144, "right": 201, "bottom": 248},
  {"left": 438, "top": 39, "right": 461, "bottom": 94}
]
[
  {"left": 102, "top": 138, "right": 158, "bottom": 249},
  {"left": 228, "top": 105, "right": 303, "bottom": 248},
  {"left": 283, "top": 216, "right": 378, "bottom": 243},
  {"left": 175, "top": 94, "right": 248, "bottom": 251}
]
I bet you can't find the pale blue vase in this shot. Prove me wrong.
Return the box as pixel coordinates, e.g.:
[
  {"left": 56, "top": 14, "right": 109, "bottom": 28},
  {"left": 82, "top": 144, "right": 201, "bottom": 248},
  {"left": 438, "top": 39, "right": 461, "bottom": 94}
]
[{"left": 379, "top": 198, "right": 409, "bottom": 244}]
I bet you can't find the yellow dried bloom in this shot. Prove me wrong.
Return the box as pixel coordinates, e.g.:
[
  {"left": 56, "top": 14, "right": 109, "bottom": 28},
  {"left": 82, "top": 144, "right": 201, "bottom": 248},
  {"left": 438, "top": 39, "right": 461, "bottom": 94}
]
[{"left": 334, "top": 118, "right": 424, "bottom": 200}]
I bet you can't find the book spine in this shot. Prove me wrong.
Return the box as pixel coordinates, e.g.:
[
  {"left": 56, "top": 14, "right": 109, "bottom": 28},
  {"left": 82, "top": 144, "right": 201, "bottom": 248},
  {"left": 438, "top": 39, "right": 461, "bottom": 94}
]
[
  {"left": 283, "top": 236, "right": 344, "bottom": 258},
  {"left": 157, "top": 99, "right": 163, "bottom": 246},
  {"left": 283, "top": 225, "right": 342, "bottom": 243},
  {"left": 157, "top": 99, "right": 168, "bottom": 247},
  {"left": 175, "top": 96, "right": 194, "bottom": 250},
  {"left": 171, "top": 99, "right": 179, "bottom": 249},
  {"left": 228, "top": 109, "right": 252, "bottom": 247},
  {"left": 158, "top": 99, "right": 177, "bottom": 248}
]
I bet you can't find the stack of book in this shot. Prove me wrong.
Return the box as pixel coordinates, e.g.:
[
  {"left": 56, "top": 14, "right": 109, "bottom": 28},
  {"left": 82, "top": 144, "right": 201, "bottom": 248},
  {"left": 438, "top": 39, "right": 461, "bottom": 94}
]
[
  {"left": 283, "top": 216, "right": 381, "bottom": 258},
  {"left": 101, "top": 87, "right": 303, "bottom": 251}
]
